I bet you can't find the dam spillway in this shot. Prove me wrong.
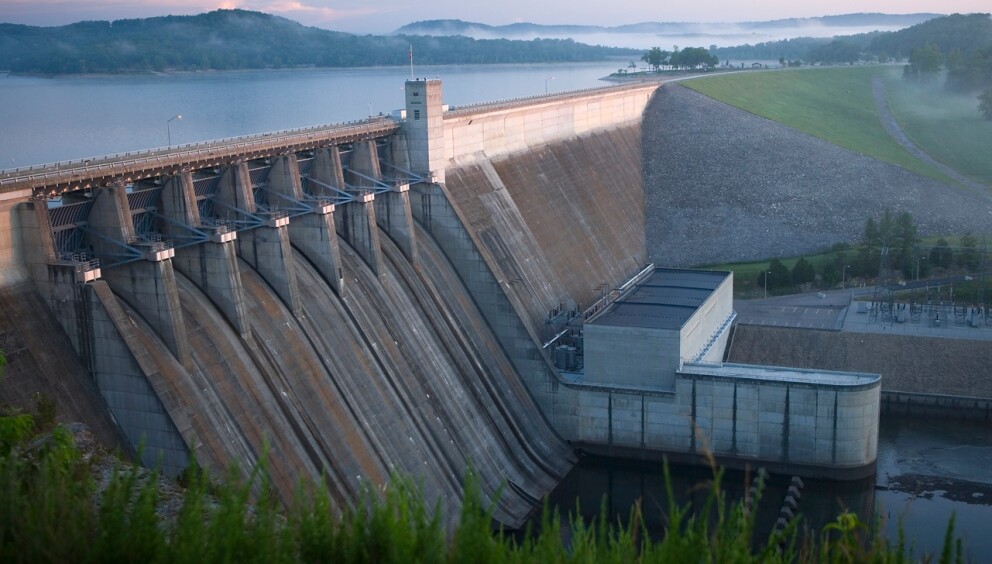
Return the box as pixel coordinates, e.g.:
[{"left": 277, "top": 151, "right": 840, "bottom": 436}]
[
  {"left": 0, "top": 79, "right": 659, "bottom": 526},
  {"left": 0, "top": 77, "right": 881, "bottom": 526}
]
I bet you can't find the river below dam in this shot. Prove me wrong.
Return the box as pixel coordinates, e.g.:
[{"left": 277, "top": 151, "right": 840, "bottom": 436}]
[{"left": 538, "top": 413, "right": 992, "bottom": 559}]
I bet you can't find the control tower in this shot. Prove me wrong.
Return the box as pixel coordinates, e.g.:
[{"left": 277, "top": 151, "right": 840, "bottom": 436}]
[{"left": 403, "top": 79, "right": 446, "bottom": 184}]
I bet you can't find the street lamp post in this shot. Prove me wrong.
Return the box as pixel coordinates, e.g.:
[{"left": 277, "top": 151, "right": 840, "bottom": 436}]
[
  {"left": 763, "top": 271, "right": 770, "bottom": 299},
  {"left": 545, "top": 76, "right": 555, "bottom": 94},
  {"left": 842, "top": 265, "right": 850, "bottom": 289},
  {"left": 167, "top": 114, "right": 182, "bottom": 147}
]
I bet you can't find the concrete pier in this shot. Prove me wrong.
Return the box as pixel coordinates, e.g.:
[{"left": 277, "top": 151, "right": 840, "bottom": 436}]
[
  {"left": 267, "top": 153, "right": 304, "bottom": 205},
  {"left": 335, "top": 197, "right": 384, "bottom": 276},
  {"left": 173, "top": 236, "right": 249, "bottom": 338},
  {"left": 102, "top": 259, "right": 192, "bottom": 371},
  {"left": 310, "top": 147, "right": 347, "bottom": 192},
  {"left": 215, "top": 161, "right": 255, "bottom": 223},
  {"left": 290, "top": 206, "right": 344, "bottom": 294},
  {"left": 158, "top": 171, "right": 251, "bottom": 339},
  {"left": 160, "top": 171, "right": 201, "bottom": 229},
  {"left": 237, "top": 221, "right": 301, "bottom": 315},
  {"left": 85, "top": 184, "right": 192, "bottom": 370},
  {"left": 375, "top": 185, "right": 418, "bottom": 264},
  {"left": 47, "top": 264, "right": 190, "bottom": 475}
]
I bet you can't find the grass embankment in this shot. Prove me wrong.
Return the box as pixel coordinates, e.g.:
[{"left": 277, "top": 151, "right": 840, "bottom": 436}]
[
  {"left": 682, "top": 67, "right": 956, "bottom": 184},
  {"left": 883, "top": 69, "right": 992, "bottom": 187}
]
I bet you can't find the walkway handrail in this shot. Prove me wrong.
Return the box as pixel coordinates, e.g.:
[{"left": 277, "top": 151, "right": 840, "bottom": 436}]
[
  {"left": 444, "top": 81, "right": 660, "bottom": 118},
  {"left": 0, "top": 116, "right": 400, "bottom": 194}
]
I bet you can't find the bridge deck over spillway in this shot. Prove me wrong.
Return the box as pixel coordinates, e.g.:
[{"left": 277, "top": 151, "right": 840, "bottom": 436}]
[{"left": 0, "top": 117, "right": 400, "bottom": 199}]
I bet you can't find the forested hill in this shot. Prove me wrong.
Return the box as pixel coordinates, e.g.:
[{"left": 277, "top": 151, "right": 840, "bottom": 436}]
[
  {"left": 0, "top": 9, "right": 638, "bottom": 74},
  {"left": 395, "top": 14, "right": 940, "bottom": 37},
  {"left": 869, "top": 13, "right": 992, "bottom": 58},
  {"left": 711, "top": 12, "right": 991, "bottom": 63}
]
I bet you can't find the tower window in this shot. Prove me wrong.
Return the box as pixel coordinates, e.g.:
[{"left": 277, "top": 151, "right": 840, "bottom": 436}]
[{"left": 414, "top": 109, "right": 421, "bottom": 120}]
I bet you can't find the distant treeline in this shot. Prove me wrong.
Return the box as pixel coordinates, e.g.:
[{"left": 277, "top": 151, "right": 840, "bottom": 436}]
[
  {"left": 711, "top": 12, "right": 992, "bottom": 68},
  {"left": 0, "top": 9, "right": 638, "bottom": 74}
]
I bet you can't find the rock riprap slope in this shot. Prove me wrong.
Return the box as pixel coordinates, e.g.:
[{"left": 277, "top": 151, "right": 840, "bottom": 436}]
[{"left": 643, "top": 83, "right": 992, "bottom": 267}]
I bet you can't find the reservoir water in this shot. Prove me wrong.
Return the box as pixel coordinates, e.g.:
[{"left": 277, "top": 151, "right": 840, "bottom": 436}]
[
  {"left": 2, "top": 62, "right": 990, "bottom": 557},
  {"left": 0, "top": 61, "right": 625, "bottom": 169}
]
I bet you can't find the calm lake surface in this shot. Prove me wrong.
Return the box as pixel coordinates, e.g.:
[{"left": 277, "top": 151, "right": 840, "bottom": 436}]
[
  {"left": 3, "top": 62, "right": 990, "bottom": 557},
  {"left": 0, "top": 61, "right": 624, "bottom": 169}
]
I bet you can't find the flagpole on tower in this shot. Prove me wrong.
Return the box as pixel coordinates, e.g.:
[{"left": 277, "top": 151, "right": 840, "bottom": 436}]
[{"left": 409, "top": 43, "right": 414, "bottom": 80}]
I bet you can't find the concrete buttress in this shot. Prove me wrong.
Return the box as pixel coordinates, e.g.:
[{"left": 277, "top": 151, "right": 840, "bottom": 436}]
[
  {"left": 46, "top": 265, "right": 190, "bottom": 476},
  {"left": 174, "top": 238, "right": 250, "bottom": 340},
  {"left": 310, "top": 147, "right": 346, "bottom": 193},
  {"left": 290, "top": 206, "right": 344, "bottom": 294},
  {"left": 86, "top": 184, "right": 193, "bottom": 371},
  {"left": 17, "top": 201, "right": 58, "bottom": 294},
  {"left": 335, "top": 197, "right": 384, "bottom": 276},
  {"left": 266, "top": 153, "right": 345, "bottom": 294},
  {"left": 216, "top": 161, "right": 256, "bottom": 220},
  {"left": 346, "top": 140, "right": 382, "bottom": 189},
  {"left": 375, "top": 187, "right": 418, "bottom": 265},
  {"left": 238, "top": 223, "right": 301, "bottom": 316},
  {"left": 161, "top": 172, "right": 251, "bottom": 339},
  {"left": 161, "top": 171, "right": 201, "bottom": 228},
  {"left": 267, "top": 154, "right": 305, "bottom": 203}
]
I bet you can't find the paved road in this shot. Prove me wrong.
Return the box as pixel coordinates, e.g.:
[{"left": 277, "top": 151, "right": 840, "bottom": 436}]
[
  {"left": 734, "top": 286, "right": 867, "bottom": 330},
  {"left": 871, "top": 76, "right": 990, "bottom": 194},
  {"left": 736, "top": 284, "right": 992, "bottom": 342}
]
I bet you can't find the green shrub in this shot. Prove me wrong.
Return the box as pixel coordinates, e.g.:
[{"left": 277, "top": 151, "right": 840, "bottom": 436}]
[{"left": 0, "top": 420, "right": 965, "bottom": 563}]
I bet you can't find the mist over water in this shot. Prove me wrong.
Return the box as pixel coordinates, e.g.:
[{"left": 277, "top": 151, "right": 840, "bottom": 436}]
[{"left": 417, "top": 24, "right": 916, "bottom": 50}]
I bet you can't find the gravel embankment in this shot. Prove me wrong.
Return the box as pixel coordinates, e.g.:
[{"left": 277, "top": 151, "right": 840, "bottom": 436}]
[{"left": 642, "top": 83, "right": 992, "bottom": 267}]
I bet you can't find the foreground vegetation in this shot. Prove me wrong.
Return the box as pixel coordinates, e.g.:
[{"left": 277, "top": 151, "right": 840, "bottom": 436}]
[{"left": 0, "top": 379, "right": 966, "bottom": 563}]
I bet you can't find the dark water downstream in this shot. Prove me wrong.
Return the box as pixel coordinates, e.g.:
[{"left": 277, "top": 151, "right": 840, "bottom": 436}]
[{"left": 536, "top": 414, "right": 992, "bottom": 560}]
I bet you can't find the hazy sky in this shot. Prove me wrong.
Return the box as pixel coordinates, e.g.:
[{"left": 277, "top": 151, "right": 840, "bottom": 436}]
[{"left": 1, "top": 1, "right": 988, "bottom": 34}]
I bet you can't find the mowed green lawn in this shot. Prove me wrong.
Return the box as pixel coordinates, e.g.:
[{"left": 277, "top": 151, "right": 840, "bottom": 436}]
[
  {"left": 883, "top": 67, "right": 992, "bottom": 187},
  {"left": 683, "top": 66, "right": 953, "bottom": 183}
]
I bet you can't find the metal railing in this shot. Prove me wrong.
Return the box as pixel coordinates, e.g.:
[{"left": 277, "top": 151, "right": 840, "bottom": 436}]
[
  {"left": 0, "top": 116, "right": 400, "bottom": 192},
  {"left": 445, "top": 81, "right": 660, "bottom": 118}
]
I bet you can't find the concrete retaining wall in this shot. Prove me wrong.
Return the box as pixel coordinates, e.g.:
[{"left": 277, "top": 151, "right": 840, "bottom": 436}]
[
  {"left": 444, "top": 84, "right": 657, "bottom": 162},
  {"left": 560, "top": 366, "right": 880, "bottom": 480},
  {"left": 881, "top": 391, "right": 992, "bottom": 421},
  {"left": 727, "top": 325, "right": 992, "bottom": 398}
]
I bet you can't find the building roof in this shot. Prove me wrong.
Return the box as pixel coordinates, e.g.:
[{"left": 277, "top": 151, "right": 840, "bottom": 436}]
[
  {"left": 590, "top": 268, "right": 729, "bottom": 330},
  {"left": 681, "top": 362, "right": 880, "bottom": 388}
]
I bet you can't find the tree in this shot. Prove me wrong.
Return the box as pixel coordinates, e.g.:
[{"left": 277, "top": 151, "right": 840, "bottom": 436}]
[
  {"left": 958, "top": 233, "right": 980, "bottom": 271},
  {"left": 892, "top": 211, "right": 918, "bottom": 273},
  {"left": 929, "top": 238, "right": 953, "bottom": 269},
  {"left": 822, "top": 263, "right": 840, "bottom": 286},
  {"left": 641, "top": 47, "right": 668, "bottom": 71},
  {"left": 980, "top": 88, "right": 992, "bottom": 120},
  {"left": 903, "top": 43, "right": 943, "bottom": 81},
  {"left": 810, "top": 40, "right": 861, "bottom": 64},
  {"left": 791, "top": 257, "right": 816, "bottom": 285},
  {"left": 757, "top": 259, "right": 790, "bottom": 292},
  {"left": 670, "top": 46, "right": 718, "bottom": 69}
]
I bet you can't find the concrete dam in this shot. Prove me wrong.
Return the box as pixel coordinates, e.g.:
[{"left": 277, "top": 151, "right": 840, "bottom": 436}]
[{"left": 0, "top": 78, "right": 879, "bottom": 527}]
